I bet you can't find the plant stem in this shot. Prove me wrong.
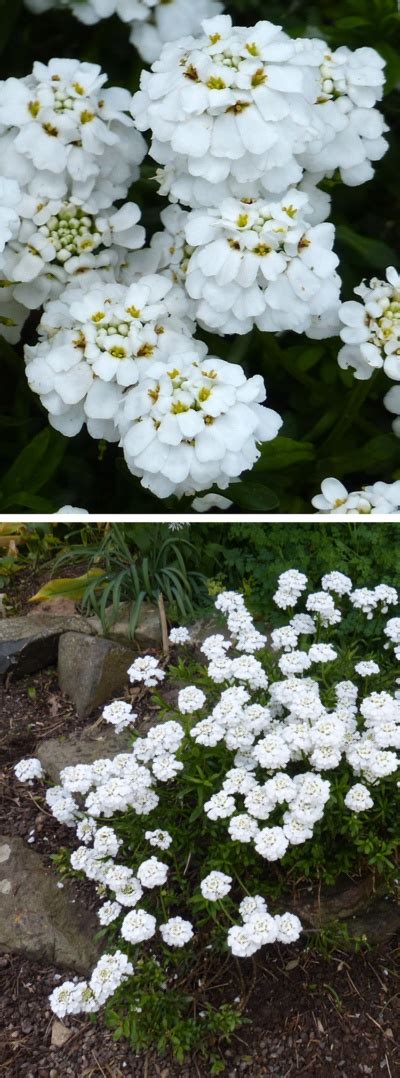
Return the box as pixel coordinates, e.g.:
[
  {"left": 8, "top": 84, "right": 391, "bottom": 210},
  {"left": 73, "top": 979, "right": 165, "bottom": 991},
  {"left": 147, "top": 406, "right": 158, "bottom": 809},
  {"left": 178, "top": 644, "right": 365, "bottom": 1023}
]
[{"left": 158, "top": 591, "right": 170, "bottom": 659}]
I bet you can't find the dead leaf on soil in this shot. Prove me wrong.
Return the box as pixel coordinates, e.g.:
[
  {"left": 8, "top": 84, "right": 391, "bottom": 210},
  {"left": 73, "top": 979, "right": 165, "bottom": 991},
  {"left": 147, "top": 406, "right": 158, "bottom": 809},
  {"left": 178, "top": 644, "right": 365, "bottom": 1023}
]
[{"left": 51, "top": 1019, "right": 73, "bottom": 1047}]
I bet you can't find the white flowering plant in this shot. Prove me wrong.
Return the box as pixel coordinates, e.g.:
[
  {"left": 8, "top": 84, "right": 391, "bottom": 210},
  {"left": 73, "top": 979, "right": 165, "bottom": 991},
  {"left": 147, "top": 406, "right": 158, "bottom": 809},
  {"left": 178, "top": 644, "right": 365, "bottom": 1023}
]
[
  {"left": 15, "top": 567, "right": 400, "bottom": 1064},
  {"left": 1, "top": 0, "right": 399, "bottom": 513}
]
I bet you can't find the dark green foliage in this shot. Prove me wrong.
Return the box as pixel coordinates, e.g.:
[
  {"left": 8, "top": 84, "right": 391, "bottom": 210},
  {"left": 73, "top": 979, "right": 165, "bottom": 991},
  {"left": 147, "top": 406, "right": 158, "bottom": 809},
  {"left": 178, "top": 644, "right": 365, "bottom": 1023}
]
[
  {"left": 195, "top": 522, "right": 400, "bottom": 617},
  {"left": 0, "top": 0, "right": 399, "bottom": 510}
]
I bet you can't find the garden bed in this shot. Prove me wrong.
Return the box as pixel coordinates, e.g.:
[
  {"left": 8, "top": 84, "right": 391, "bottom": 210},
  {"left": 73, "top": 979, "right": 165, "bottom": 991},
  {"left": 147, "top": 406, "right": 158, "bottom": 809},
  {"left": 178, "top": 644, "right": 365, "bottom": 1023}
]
[{"left": 1, "top": 662, "right": 399, "bottom": 1077}]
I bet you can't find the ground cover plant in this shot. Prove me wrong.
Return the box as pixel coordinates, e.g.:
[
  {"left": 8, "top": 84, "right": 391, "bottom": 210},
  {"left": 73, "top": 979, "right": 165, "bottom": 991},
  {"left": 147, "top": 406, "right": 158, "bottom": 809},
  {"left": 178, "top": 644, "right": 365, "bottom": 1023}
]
[
  {"left": 0, "top": 0, "right": 399, "bottom": 513},
  {"left": 14, "top": 564, "right": 400, "bottom": 1067}
]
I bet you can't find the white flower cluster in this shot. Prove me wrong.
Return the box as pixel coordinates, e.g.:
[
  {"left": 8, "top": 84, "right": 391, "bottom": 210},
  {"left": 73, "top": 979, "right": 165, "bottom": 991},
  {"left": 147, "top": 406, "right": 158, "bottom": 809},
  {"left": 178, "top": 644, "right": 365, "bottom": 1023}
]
[
  {"left": 0, "top": 59, "right": 146, "bottom": 340},
  {"left": 133, "top": 16, "right": 386, "bottom": 206},
  {"left": 338, "top": 267, "right": 400, "bottom": 438},
  {"left": 184, "top": 190, "right": 340, "bottom": 337},
  {"left": 1, "top": 15, "right": 393, "bottom": 508},
  {"left": 25, "top": 0, "right": 223, "bottom": 65},
  {"left": 228, "top": 895, "right": 302, "bottom": 956},
  {"left": 23, "top": 271, "right": 281, "bottom": 496},
  {"left": 13, "top": 756, "right": 44, "bottom": 783},
  {"left": 130, "top": 14, "right": 388, "bottom": 342},
  {"left": 312, "top": 478, "right": 400, "bottom": 515},
  {"left": 15, "top": 568, "right": 399, "bottom": 1021}
]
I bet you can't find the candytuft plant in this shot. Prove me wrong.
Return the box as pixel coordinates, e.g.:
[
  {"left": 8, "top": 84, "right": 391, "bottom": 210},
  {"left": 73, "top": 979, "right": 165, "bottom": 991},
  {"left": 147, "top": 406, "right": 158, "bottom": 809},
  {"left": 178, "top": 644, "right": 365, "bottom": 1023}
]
[{"left": 15, "top": 566, "right": 400, "bottom": 1064}]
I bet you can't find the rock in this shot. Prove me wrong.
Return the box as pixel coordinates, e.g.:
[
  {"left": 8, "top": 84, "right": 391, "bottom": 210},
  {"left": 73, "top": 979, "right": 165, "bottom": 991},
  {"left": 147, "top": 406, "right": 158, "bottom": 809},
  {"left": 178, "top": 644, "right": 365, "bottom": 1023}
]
[
  {"left": 28, "top": 598, "right": 78, "bottom": 617},
  {"left": 58, "top": 632, "right": 134, "bottom": 717},
  {"left": 346, "top": 898, "right": 400, "bottom": 947},
  {"left": 36, "top": 728, "right": 134, "bottom": 784},
  {"left": 187, "top": 615, "right": 229, "bottom": 657},
  {"left": 291, "top": 876, "right": 400, "bottom": 947},
  {"left": 0, "top": 835, "right": 101, "bottom": 973},
  {"left": 51, "top": 1020, "right": 74, "bottom": 1048},
  {"left": 0, "top": 614, "right": 94, "bottom": 681},
  {"left": 292, "top": 875, "right": 377, "bottom": 928},
  {"left": 87, "top": 600, "right": 162, "bottom": 649}
]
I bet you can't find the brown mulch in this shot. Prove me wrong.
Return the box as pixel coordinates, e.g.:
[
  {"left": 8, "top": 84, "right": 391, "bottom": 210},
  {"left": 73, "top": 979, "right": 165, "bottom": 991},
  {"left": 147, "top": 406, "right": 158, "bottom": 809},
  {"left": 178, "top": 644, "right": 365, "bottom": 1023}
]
[{"left": 0, "top": 660, "right": 399, "bottom": 1076}]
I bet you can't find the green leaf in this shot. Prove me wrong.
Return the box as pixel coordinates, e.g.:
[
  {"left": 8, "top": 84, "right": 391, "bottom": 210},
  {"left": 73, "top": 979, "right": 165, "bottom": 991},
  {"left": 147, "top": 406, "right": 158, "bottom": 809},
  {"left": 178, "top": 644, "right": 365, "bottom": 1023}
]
[
  {"left": 29, "top": 568, "right": 104, "bottom": 603},
  {"left": 336, "top": 225, "right": 397, "bottom": 270},
  {"left": 0, "top": 427, "right": 66, "bottom": 507},
  {"left": 229, "top": 480, "right": 279, "bottom": 511},
  {"left": 254, "top": 437, "right": 315, "bottom": 472}
]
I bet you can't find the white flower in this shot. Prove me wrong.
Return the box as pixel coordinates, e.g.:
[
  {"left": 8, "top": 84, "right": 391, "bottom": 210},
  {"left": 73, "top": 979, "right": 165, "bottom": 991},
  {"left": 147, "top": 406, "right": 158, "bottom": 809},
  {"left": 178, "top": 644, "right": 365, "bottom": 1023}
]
[
  {"left": 321, "top": 571, "right": 352, "bottom": 596},
  {"left": 344, "top": 783, "right": 374, "bottom": 812},
  {"left": 118, "top": 350, "right": 282, "bottom": 499},
  {"left": 178, "top": 685, "right": 206, "bottom": 713},
  {"left": 306, "top": 591, "right": 341, "bottom": 626},
  {"left": 308, "top": 643, "right": 337, "bottom": 664},
  {"left": 338, "top": 269, "right": 400, "bottom": 381},
  {"left": 89, "top": 951, "right": 133, "bottom": 1004},
  {"left": 278, "top": 650, "right": 311, "bottom": 676},
  {"left": 169, "top": 626, "right": 191, "bottom": 644},
  {"left": 132, "top": 16, "right": 327, "bottom": 206},
  {"left": 24, "top": 275, "right": 192, "bottom": 440},
  {"left": 145, "top": 829, "right": 172, "bottom": 850},
  {"left": 102, "top": 700, "right": 137, "bottom": 733},
  {"left": 98, "top": 901, "right": 122, "bottom": 925},
  {"left": 270, "top": 625, "right": 299, "bottom": 652},
  {"left": 128, "top": 655, "right": 165, "bottom": 687},
  {"left": 184, "top": 192, "right": 340, "bottom": 338},
  {"left": 355, "top": 661, "right": 380, "bottom": 676},
  {"left": 254, "top": 826, "right": 289, "bottom": 861},
  {"left": 14, "top": 757, "right": 44, "bottom": 783},
  {"left": 0, "top": 60, "right": 145, "bottom": 203},
  {"left": 200, "top": 870, "right": 232, "bottom": 901},
  {"left": 248, "top": 911, "right": 277, "bottom": 945},
  {"left": 239, "top": 895, "right": 267, "bottom": 922},
  {"left": 2, "top": 196, "right": 145, "bottom": 312},
  {"left": 312, "top": 478, "right": 373, "bottom": 514},
  {"left": 160, "top": 916, "right": 194, "bottom": 947},
  {"left": 93, "top": 826, "right": 121, "bottom": 858},
  {"left": 299, "top": 42, "right": 387, "bottom": 187},
  {"left": 56, "top": 505, "right": 89, "bottom": 514},
  {"left": 204, "top": 791, "right": 236, "bottom": 820},
  {"left": 0, "top": 176, "right": 22, "bottom": 253},
  {"left": 228, "top": 814, "right": 259, "bottom": 843},
  {"left": 273, "top": 570, "right": 308, "bottom": 609},
  {"left": 76, "top": 817, "right": 97, "bottom": 844},
  {"left": 227, "top": 924, "right": 259, "bottom": 958},
  {"left": 362, "top": 482, "right": 400, "bottom": 514},
  {"left": 384, "top": 618, "right": 400, "bottom": 644},
  {"left": 137, "top": 856, "right": 169, "bottom": 888},
  {"left": 49, "top": 980, "right": 98, "bottom": 1018},
  {"left": 121, "top": 908, "right": 157, "bottom": 944},
  {"left": 129, "top": 0, "right": 224, "bottom": 64},
  {"left": 192, "top": 493, "right": 233, "bottom": 512},
  {"left": 274, "top": 912, "right": 302, "bottom": 944}
]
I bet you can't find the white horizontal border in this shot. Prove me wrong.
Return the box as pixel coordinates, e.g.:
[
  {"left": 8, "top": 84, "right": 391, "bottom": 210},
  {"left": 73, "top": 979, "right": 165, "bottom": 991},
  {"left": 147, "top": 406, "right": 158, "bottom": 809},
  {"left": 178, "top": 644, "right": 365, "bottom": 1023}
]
[{"left": 0, "top": 514, "right": 399, "bottom": 524}]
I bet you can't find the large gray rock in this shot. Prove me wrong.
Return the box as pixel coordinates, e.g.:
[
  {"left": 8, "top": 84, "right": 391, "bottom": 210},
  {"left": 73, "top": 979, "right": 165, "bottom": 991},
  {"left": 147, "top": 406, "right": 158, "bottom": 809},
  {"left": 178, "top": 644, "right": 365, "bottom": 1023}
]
[
  {"left": 291, "top": 876, "right": 400, "bottom": 947},
  {"left": 0, "top": 614, "right": 94, "bottom": 681},
  {"left": 347, "top": 897, "right": 400, "bottom": 946},
  {"left": 58, "top": 632, "right": 134, "bottom": 717},
  {"left": 0, "top": 836, "right": 101, "bottom": 973},
  {"left": 292, "top": 875, "right": 376, "bottom": 928},
  {"left": 37, "top": 728, "right": 134, "bottom": 784},
  {"left": 88, "top": 601, "right": 161, "bottom": 648}
]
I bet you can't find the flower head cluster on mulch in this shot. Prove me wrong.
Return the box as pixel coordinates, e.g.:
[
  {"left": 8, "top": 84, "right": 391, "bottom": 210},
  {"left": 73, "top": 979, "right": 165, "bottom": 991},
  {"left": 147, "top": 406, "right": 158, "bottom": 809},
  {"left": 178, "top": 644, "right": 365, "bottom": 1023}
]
[{"left": 0, "top": 649, "right": 399, "bottom": 1076}]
